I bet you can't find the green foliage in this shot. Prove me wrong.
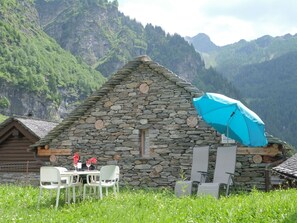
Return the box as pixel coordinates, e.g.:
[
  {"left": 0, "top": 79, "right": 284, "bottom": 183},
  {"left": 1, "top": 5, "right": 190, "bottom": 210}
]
[
  {"left": 145, "top": 25, "right": 199, "bottom": 68},
  {"left": 2, "top": 0, "right": 240, "bottom": 121},
  {"left": 143, "top": 24, "right": 241, "bottom": 99},
  {"left": 1, "top": 185, "right": 297, "bottom": 222},
  {"left": 0, "top": 114, "right": 8, "bottom": 123},
  {"left": 36, "top": 0, "right": 240, "bottom": 100},
  {"left": 1, "top": 0, "right": 17, "bottom": 10},
  {"left": 234, "top": 51, "right": 297, "bottom": 148},
  {"left": 35, "top": 0, "right": 147, "bottom": 77},
  {"left": 195, "top": 33, "right": 297, "bottom": 148},
  {"left": 0, "top": 0, "right": 106, "bottom": 107},
  {"left": 207, "top": 34, "right": 297, "bottom": 80},
  {"left": 34, "top": 1, "right": 244, "bottom": 112},
  {"left": 192, "top": 67, "right": 242, "bottom": 100},
  {"left": 178, "top": 169, "right": 187, "bottom": 181},
  {"left": 0, "top": 96, "right": 10, "bottom": 109}
]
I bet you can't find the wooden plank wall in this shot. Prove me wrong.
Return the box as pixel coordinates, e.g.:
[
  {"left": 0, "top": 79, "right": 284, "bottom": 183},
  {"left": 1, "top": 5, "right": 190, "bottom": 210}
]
[
  {"left": 0, "top": 135, "right": 35, "bottom": 162},
  {"left": 0, "top": 135, "right": 41, "bottom": 172}
]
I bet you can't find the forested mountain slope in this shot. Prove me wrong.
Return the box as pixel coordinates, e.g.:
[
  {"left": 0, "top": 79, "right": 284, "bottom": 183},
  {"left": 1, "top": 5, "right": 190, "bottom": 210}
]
[
  {"left": 189, "top": 32, "right": 297, "bottom": 148},
  {"left": 2, "top": 0, "right": 295, "bottom": 148},
  {"left": 0, "top": 0, "right": 105, "bottom": 120},
  {"left": 234, "top": 51, "right": 297, "bottom": 147},
  {"left": 35, "top": 0, "right": 240, "bottom": 100},
  {"left": 0, "top": 0, "right": 240, "bottom": 125},
  {"left": 195, "top": 34, "right": 297, "bottom": 80}
]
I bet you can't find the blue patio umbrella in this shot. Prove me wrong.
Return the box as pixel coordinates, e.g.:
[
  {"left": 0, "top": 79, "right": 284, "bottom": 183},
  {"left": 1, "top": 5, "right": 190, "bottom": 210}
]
[{"left": 193, "top": 93, "right": 268, "bottom": 147}]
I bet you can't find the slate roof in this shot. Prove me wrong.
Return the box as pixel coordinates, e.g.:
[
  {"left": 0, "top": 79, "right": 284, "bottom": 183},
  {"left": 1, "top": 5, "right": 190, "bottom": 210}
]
[
  {"left": 32, "top": 55, "right": 203, "bottom": 147},
  {"left": 266, "top": 133, "right": 287, "bottom": 145},
  {"left": 0, "top": 117, "right": 58, "bottom": 139},
  {"left": 272, "top": 153, "right": 297, "bottom": 179},
  {"left": 270, "top": 132, "right": 297, "bottom": 179}
]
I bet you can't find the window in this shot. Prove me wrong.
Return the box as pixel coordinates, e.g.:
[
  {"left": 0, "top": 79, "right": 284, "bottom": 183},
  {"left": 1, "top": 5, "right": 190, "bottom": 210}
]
[{"left": 140, "top": 129, "right": 150, "bottom": 157}]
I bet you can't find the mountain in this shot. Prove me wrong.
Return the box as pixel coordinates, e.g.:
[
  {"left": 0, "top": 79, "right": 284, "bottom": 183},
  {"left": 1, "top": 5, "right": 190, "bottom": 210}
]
[
  {"left": 34, "top": 0, "right": 240, "bottom": 97},
  {"left": 0, "top": 0, "right": 106, "bottom": 120},
  {"left": 35, "top": 0, "right": 145, "bottom": 77},
  {"left": 185, "top": 33, "right": 219, "bottom": 53},
  {"left": 190, "top": 32, "right": 297, "bottom": 148},
  {"left": 200, "top": 34, "right": 297, "bottom": 80},
  {"left": 233, "top": 51, "right": 297, "bottom": 147},
  {"left": 4, "top": 0, "right": 295, "bottom": 148},
  {"left": 35, "top": 0, "right": 203, "bottom": 81},
  {"left": 0, "top": 0, "right": 240, "bottom": 122}
]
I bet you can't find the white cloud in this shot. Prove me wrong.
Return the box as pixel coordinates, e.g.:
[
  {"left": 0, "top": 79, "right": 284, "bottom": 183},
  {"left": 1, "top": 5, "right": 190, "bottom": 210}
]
[{"left": 118, "top": 0, "right": 297, "bottom": 46}]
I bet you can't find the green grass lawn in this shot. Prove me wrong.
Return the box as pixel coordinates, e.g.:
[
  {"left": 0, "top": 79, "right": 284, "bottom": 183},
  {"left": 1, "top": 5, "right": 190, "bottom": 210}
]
[{"left": 1, "top": 185, "right": 297, "bottom": 223}]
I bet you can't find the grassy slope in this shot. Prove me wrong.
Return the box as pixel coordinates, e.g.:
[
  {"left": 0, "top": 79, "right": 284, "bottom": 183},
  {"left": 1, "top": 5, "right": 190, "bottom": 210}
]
[
  {"left": 0, "top": 114, "right": 8, "bottom": 123},
  {"left": 1, "top": 186, "right": 297, "bottom": 222}
]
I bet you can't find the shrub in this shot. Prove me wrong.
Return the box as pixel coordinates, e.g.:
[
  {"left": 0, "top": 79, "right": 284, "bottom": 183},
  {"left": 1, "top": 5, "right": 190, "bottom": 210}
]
[{"left": 0, "top": 96, "right": 10, "bottom": 109}]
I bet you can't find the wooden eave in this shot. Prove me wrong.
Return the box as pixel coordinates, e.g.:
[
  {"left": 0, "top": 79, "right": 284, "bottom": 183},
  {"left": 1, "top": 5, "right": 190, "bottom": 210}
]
[{"left": 0, "top": 121, "right": 39, "bottom": 145}]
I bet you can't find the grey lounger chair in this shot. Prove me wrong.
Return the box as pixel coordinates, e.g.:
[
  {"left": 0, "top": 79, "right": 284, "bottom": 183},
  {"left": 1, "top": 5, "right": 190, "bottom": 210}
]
[
  {"left": 197, "top": 146, "right": 237, "bottom": 199},
  {"left": 175, "top": 146, "right": 209, "bottom": 197}
]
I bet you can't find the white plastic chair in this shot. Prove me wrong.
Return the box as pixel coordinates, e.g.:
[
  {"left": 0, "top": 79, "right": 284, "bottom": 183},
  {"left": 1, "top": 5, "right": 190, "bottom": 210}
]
[
  {"left": 55, "top": 167, "right": 83, "bottom": 203},
  {"left": 197, "top": 146, "right": 237, "bottom": 199},
  {"left": 54, "top": 167, "right": 70, "bottom": 184},
  {"left": 175, "top": 146, "right": 209, "bottom": 197},
  {"left": 38, "top": 166, "right": 72, "bottom": 209},
  {"left": 83, "top": 165, "right": 120, "bottom": 200},
  {"left": 83, "top": 172, "right": 100, "bottom": 199},
  {"left": 115, "top": 166, "right": 120, "bottom": 193}
]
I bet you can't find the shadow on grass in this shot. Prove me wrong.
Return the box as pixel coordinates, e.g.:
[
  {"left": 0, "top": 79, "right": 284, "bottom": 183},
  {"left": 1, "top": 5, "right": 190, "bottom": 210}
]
[{"left": 282, "top": 212, "right": 297, "bottom": 223}]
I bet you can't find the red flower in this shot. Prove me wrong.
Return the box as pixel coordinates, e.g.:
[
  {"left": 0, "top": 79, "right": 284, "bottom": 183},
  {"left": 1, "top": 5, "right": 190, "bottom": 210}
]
[
  {"left": 73, "top": 152, "right": 80, "bottom": 164},
  {"left": 87, "top": 157, "right": 97, "bottom": 164}
]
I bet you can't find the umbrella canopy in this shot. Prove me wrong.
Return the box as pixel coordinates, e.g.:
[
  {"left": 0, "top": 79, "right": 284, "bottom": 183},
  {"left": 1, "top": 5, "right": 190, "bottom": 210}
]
[{"left": 193, "top": 93, "right": 268, "bottom": 147}]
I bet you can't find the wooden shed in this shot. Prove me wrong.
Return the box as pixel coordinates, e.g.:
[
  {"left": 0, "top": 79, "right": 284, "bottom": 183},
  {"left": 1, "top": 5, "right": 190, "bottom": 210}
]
[
  {"left": 235, "top": 134, "right": 293, "bottom": 191},
  {"left": 271, "top": 148, "right": 297, "bottom": 189},
  {"left": 0, "top": 117, "right": 58, "bottom": 176}
]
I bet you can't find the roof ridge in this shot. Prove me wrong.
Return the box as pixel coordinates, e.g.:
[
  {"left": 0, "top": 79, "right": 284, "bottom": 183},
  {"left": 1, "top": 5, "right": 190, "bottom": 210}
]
[
  {"left": 141, "top": 57, "right": 202, "bottom": 97},
  {"left": 0, "top": 117, "right": 58, "bottom": 140},
  {"left": 31, "top": 56, "right": 144, "bottom": 147},
  {"left": 32, "top": 56, "right": 202, "bottom": 147},
  {"left": 15, "top": 117, "right": 59, "bottom": 123}
]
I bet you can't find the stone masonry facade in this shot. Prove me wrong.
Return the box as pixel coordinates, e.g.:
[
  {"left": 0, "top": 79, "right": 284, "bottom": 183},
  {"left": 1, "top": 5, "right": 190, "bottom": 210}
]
[
  {"left": 3, "top": 56, "right": 284, "bottom": 192},
  {"left": 46, "top": 58, "right": 221, "bottom": 188}
]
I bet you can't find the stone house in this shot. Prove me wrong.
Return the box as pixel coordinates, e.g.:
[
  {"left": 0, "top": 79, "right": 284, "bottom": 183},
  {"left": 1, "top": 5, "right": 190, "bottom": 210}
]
[{"left": 31, "top": 56, "right": 289, "bottom": 191}]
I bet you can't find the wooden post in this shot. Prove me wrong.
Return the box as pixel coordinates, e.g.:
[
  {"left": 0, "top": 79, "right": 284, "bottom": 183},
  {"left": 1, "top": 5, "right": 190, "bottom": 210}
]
[{"left": 264, "top": 169, "right": 270, "bottom": 192}]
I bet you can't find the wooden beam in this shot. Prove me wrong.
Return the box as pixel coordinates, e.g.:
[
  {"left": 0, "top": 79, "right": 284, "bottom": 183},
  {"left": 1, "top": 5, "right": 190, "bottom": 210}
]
[
  {"left": 237, "top": 146, "right": 280, "bottom": 156},
  {"left": 37, "top": 148, "right": 71, "bottom": 156}
]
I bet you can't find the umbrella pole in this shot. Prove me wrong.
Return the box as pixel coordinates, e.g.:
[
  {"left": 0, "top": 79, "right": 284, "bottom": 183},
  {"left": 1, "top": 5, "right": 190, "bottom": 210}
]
[
  {"left": 227, "top": 125, "right": 229, "bottom": 144},
  {"left": 226, "top": 111, "right": 235, "bottom": 144}
]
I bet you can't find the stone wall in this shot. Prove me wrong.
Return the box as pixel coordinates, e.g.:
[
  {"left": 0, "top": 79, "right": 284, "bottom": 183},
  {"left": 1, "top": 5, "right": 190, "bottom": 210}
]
[
  {"left": 0, "top": 145, "right": 283, "bottom": 191},
  {"left": 0, "top": 172, "right": 39, "bottom": 186},
  {"left": 236, "top": 154, "right": 267, "bottom": 191},
  {"left": 47, "top": 65, "right": 222, "bottom": 188},
  {"left": 235, "top": 144, "right": 285, "bottom": 191},
  {"left": 0, "top": 149, "right": 282, "bottom": 191}
]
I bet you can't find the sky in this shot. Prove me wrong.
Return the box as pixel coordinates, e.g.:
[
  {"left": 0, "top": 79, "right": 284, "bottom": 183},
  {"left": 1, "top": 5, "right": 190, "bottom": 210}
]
[{"left": 117, "top": 0, "right": 297, "bottom": 46}]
